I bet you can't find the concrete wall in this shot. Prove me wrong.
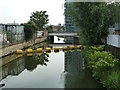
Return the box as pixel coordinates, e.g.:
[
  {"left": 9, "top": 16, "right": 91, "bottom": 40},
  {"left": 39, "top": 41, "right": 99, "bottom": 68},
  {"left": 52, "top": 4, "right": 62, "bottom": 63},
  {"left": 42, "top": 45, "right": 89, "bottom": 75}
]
[
  {"left": 0, "top": 42, "right": 48, "bottom": 68},
  {"left": 107, "top": 35, "right": 120, "bottom": 48},
  {"left": 0, "top": 37, "right": 47, "bottom": 57}
]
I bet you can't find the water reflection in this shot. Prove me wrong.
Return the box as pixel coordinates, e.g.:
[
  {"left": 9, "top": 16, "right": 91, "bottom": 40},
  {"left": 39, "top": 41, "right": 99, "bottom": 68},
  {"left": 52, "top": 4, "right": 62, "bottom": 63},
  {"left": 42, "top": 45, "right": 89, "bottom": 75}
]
[
  {"left": 1, "top": 52, "right": 49, "bottom": 80},
  {"left": 25, "top": 52, "right": 49, "bottom": 71},
  {"left": 1, "top": 48, "right": 103, "bottom": 88},
  {"left": 1, "top": 57, "right": 25, "bottom": 82},
  {"left": 64, "top": 50, "right": 83, "bottom": 88},
  {"left": 64, "top": 50, "right": 103, "bottom": 88}
]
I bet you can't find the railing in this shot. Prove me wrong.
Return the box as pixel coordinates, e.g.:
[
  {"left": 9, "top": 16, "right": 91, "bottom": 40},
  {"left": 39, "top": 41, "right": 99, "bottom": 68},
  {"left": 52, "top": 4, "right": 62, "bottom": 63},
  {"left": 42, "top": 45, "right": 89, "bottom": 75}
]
[{"left": 0, "top": 36, "right": 46, "bottom": 49}]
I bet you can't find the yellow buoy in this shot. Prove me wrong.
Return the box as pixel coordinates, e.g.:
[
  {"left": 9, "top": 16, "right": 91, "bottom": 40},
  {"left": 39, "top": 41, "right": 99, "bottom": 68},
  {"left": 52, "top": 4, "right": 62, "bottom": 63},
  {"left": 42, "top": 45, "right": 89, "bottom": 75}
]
[
  {"left": 70, "top": 50, "right": 74, "bottom": 52},
  {"left": 54, "top": 50, "right": 59, "bottom": 53},
  {"left": 27, "top": 53, "right": 33, "bottom": 56},
  {"left": 62, "top": 46, "right": 68, "bottom": 50},
  {"left": 36, "top": 48, "right": 43, "bottom": 53},
  {"left": 76, "top": 45, "right": 81, "bottom": 49},
  {"left": 54, "top": 47, "right": 59, "bottom": 52},
  {"left": 16, "top": 50, "right": 23, "bottom": 54},
  {"left": 69, "top": 46, "right": 75, "bottom": 50},
  {"left": 26, "top": 49, "right": 33, "bottom": 53},
  {"left": 62, "top": 46, "right": 68, "bottom": 52},
  {"left": 45, "top": 47, "right": 51, "bottom": 52}
]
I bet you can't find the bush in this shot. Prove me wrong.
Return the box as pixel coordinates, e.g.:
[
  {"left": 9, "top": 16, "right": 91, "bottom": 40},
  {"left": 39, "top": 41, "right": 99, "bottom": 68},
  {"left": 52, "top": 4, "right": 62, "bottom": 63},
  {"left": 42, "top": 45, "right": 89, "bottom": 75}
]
[{"left": 83, "top": 45, "right": 120, "bottom": 88}]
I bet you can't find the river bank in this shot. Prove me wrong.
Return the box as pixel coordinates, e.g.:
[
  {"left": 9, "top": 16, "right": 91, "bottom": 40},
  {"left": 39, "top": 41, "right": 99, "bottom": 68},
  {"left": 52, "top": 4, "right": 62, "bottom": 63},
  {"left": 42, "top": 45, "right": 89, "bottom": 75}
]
[
  {"left": 0, "top": 37, "right": 47, "bottom": 58},
  {"left": 1, "top": 45, "right": 104, "bottom": 88},
  {"left": 83, "top": 45, "right": 120, "bottom": 89}
]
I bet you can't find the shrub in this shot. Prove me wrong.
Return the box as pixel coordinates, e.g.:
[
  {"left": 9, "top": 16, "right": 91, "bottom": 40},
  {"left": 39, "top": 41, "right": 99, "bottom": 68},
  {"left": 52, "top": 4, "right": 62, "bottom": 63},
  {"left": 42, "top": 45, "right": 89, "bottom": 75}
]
[{"left": 83, "top": 45, "right": 120, "bottom": 88}]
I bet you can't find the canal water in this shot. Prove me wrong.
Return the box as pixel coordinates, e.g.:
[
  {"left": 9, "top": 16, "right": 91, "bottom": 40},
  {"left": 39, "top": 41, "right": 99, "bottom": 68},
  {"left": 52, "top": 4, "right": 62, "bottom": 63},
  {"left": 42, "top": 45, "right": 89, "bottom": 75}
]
[{"left": 0, "top": 36, "right": 103, "bottom": 89}]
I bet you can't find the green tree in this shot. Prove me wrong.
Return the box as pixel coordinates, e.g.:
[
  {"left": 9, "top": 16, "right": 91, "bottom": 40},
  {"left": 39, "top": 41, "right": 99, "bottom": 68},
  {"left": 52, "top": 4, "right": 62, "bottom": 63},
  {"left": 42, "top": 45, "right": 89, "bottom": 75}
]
[
  {"left": 24, "top": 21, "right": 36, "bottom": 41},
  {"left": 46, "top": 25, "right": 53, "bottom": 33},
  {"left": 69, "top": 2, "right": 120, "bottom": 45},
  {"left": 30, "top": 11, "right": 49, "bottom": 31}
]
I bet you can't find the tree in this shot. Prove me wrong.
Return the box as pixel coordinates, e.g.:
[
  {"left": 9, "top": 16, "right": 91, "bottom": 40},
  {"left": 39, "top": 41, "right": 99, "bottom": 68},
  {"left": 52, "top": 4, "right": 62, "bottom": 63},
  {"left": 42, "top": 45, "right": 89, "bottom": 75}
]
[
  {"left": 30, "top": 11, "right": 49, "bottom": 31},
  {"left": 45, "top": 25, "right": 53, "bottom": 33},
  {"left": 69, "top": 2, "right": 120, "bottom": 45},
  {"left": 24, "top": 21, "right": 36, "bottom": 41}
]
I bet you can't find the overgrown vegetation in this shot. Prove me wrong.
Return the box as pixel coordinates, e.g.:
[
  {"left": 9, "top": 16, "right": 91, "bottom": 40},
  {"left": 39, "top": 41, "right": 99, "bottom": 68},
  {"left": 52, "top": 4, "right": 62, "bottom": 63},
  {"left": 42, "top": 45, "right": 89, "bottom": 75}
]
[
  {"left": 24, "top": 10, "right": 49, "bottom": 41},
  {"left": 24, "top": 21, "right": 36, "bottom": 41},
  {"left": 68, "top": 2, "right": 120, "bottom": 45},
  {"left": 30, "top": 11, "right": 49, "bottom": 31},
  {"left": 83, "top": 45, "right": 120, "bottom": 88}
]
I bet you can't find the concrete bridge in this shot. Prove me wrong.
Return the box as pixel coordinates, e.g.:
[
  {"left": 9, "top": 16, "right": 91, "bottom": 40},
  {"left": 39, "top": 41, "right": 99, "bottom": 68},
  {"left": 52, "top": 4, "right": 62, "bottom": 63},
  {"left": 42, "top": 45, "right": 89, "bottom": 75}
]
[
  {"left": 48, "top": 32, "right": 79, "bottom": 45},
  {"left": 48, "top": 32, "right": 77, "bottom": 37}
]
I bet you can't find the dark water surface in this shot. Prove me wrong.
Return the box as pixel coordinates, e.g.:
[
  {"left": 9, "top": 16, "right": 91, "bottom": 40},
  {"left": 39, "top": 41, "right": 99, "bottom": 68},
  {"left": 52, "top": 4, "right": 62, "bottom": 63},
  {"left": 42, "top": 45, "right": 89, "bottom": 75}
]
[{"left": 1, "top": 44, "right": 103, "bottom": 88}]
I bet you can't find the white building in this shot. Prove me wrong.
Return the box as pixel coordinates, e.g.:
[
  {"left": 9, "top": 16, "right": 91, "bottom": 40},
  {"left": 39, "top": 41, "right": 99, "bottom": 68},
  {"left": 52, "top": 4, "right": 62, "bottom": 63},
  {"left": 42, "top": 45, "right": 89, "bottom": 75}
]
[
  {"left": 107, "top": 24, "right": 120, "bottom": 48},
  {"left": 0, "top": 24, "right": 8, "bottom": 45}
]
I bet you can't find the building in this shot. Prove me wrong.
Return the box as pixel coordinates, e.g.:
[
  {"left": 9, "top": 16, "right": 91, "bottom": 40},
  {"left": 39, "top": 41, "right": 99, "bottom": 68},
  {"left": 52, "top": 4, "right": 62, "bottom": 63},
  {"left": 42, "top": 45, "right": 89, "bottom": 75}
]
[
  {"left": 36, "top": 30, "right": 48, "bottom": 37},
  {"left": 6, "top": 24, "right": 24, "bottom": 43},
  {"left": 52, "top": 25, "right": 64, "bottom": 32},
  {"left": 0, "top": 24, "right": 8, "bottom": 45},
  {"left": 64, "top": 0, "right": 80, "bottom": 32},
  {"left": 43, "top": 24, "right": 65, "bottom": 32},
  {"left": 107, "top": 23, "right": 120, "bottom": 58},
  {"left": 107, "top": 23, "right": 120, "bottom": 48},
  {"left": 0, "top": 23, "right": 25, "bottom": 45}
]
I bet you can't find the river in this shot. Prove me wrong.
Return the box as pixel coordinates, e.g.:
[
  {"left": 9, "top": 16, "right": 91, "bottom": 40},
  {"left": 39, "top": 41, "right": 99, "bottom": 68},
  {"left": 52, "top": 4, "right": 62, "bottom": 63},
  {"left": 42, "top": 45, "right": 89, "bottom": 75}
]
[{"left": 0, "top": 36, "right": 104, "bottom": 89}]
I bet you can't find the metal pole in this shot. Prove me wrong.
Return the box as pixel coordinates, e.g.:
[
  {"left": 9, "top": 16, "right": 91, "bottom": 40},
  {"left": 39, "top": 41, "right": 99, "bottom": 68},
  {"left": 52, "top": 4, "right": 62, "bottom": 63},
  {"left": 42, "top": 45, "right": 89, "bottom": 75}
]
[{"left": 3, "top": 25, "right": 4, "bottom": 47}]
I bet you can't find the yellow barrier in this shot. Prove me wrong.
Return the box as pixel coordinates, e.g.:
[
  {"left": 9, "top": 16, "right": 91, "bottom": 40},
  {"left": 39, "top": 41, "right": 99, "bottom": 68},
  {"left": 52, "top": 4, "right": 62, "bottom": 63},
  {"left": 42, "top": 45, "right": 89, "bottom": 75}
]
[
  {"left": 54, "top": 47, "right": 59, "bottom": 51},
  {"left": 16, "top": 50, "right": 23, "bottom": 54},
  {"left": 69, "top": 46, "right": 75, "bottom": 50},
  {"left": 36, "top": 48, "right": 43, "bottom": 53},
  {"left": 62, "top": 46, "right": 68, "bottom": 52},
  {"left": 45, "top": 47, "right": 51, "bottom": 53},
  {"left": 26, "top": 49, "right": 33, "bottom": 53},
  {"left": 54, "top": 50, "right": 59, "bottom": 53},
  {"left": 62, "top": 46, "right": 68, "bottom": 50},
  {"left": 76, "top": 45, "right": 81, "bottom": 49},
  {"left": 70, "top": 50, "right": 75, "bottom": 52},
  {"left": 15, "top": 45, "right": 82, "bottom": 55},
  {"left": 27, "top": 53, "right": 33, "bottom": 56}
]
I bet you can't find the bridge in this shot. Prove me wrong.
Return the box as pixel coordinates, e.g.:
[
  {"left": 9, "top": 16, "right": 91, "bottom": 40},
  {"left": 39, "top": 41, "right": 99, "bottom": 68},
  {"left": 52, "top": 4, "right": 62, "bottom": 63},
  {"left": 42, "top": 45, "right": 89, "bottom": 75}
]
[
  {"left": 48, "top": 32, "right": 79, "bottom": 45},
  {"left": 48, "top": 32, "right": 77, "bottom": 37}
]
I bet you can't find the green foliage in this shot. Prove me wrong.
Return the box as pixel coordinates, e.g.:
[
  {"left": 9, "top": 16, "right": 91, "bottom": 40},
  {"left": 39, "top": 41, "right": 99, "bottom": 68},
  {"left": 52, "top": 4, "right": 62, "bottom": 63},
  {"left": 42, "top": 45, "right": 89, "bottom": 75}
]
[
  {"left": 69, "top": 2, "right": 120, "bottom": 45},
  {"left": 83, "top": 45, "right": 120, "bottom": 88},
  {"left": 24, "top": 10, "right": 49, "bottom": 41},
  {"left": 24, "top": 21, "right": 36, "bottom": 41},
  {"left": 102, "top": 71, "right": 120, "bottom": 88},
  {"left": 25, "top": 52, "right": 49, "bottom": 71},
  {"left": 46, "top": 25, "right": 53, "bottom": 33},
  {"left": 30, "top": 11, "right": 49, "bottom": 31}
]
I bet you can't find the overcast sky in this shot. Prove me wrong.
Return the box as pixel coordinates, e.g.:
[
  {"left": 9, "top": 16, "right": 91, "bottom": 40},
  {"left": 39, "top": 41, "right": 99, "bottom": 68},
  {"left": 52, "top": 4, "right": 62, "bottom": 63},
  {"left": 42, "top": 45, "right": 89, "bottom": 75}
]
[{"left": 0, "top": 0, "right": 65, "bottom": 25}]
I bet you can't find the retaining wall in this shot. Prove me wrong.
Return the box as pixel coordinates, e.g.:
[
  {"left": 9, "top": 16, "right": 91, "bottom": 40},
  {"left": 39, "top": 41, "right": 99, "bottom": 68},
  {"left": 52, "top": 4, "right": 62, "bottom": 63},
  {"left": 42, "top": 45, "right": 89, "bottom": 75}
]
[{"left": 0, "top": 37, "right": 47, "bottom": 57}]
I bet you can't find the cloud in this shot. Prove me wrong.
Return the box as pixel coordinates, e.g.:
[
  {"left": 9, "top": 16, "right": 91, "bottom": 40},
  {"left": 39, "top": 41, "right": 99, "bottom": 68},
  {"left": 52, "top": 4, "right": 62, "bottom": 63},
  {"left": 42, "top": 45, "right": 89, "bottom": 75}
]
[{"left": 0, "top": 0, "right": 65, "bottom": 25}]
